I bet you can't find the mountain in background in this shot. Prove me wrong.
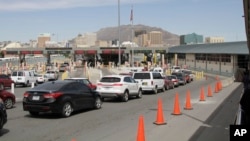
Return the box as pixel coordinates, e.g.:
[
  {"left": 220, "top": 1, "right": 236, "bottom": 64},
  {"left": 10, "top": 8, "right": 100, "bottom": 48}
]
[{"left": 96, "top": 24, "right": 180, "bottom": 46}]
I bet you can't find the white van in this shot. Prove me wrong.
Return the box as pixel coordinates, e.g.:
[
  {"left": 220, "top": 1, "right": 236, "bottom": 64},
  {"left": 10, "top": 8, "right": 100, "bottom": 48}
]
[
  {"left": 132, "top": 71, "right": 165, "bottom": 94},
  {"left": 11, "top": 70, "right": 37, "bottom": 87}
]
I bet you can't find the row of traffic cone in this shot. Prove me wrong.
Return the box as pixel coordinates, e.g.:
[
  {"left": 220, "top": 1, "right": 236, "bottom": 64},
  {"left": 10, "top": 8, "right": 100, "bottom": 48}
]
[{"left": 136, "top": 81, "right": 223, "bottom": 141}]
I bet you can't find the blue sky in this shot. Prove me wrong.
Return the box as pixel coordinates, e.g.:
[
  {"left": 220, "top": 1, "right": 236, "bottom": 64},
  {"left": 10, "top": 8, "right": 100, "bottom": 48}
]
[{"left": 0, "top": 0, "right": 246, "bottom": 43}]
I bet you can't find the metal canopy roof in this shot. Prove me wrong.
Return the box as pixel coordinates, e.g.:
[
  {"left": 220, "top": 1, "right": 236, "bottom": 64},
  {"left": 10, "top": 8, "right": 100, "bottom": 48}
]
[{"left": 168, "top": 41, "right": 248, "bottom": 55}]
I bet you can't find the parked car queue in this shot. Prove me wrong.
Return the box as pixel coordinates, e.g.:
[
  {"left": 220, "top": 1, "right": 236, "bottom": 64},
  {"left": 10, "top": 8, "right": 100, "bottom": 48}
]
[{"left": 0, "top": 68, "right": 195, "bottom": 131}]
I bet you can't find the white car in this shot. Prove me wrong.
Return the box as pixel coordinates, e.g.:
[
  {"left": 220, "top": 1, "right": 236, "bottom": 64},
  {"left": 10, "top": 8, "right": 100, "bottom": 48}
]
[
  {"left": 34, "top": 74, "right": 49, "bottom": 84},
  {"left": 132, "top": 71, "right": 165, "bottom": 94},
  {"left": 96, "top": 75, "right": 142, "bottom": 102},
  {"left": 44, "top": 70, "right": 59, "bottom": 81}
]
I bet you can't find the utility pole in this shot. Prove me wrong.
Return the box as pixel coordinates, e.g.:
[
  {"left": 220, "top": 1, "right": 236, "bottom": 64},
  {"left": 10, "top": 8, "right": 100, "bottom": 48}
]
[
  {"left": 118, "top": 0, "right": 121, "bottom": 67},
  {"left": 131, "top": 5, "right": 134, "bottom": 67}
]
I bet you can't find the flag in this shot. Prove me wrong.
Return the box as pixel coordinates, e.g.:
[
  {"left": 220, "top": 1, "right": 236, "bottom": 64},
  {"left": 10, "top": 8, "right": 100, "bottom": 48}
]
[{"left": 130, "top": 8, "right": 133, "bottom": 22}]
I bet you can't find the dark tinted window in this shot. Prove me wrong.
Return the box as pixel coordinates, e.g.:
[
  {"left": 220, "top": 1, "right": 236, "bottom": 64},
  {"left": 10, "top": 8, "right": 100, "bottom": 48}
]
[
  {"left": 32, "top": 81, "right": 66, "bottom": 91},
  {"left": 100, "top": 77, "right": 121, "bottom": 82},
  {"left": 133, "top": 73, "right": 151, "bottom": 79},
  {"left": 153, "top": 73, "right": 162, "bottom": 79},
  {"left": 0, "top": 74, "right": 7, "bottom": 78},
  {"left": 124, "top": 77, "right": 132, "bottom": 83}
]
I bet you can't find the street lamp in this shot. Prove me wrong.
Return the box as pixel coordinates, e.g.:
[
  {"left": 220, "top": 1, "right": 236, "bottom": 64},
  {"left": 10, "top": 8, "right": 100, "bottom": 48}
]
[{"left": 118, "top": 0, "right": 121, "bottom": 67}]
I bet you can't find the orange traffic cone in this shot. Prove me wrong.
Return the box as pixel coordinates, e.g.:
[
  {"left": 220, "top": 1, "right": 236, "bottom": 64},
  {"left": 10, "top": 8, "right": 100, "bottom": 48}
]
[
  {"left": 172, "top": 93, "right": 182, "bottom": 115},
  {"left": 214, "top": 82, "right": 218, "bottom": 93},
  {"left": 137, "top": 115, "right": 145, "bottom": 141},
  {"left": 207, "top": 85, "right": 213, "bottom": 97},
  {"left": 154, "top": 98, "right": 167, "bottom": 125},
  {"left": 71, "top": 139, "right": 76, "bottom": 141},
  {"left": 184, "top": 90, "right": 193, "bottom": 110},
  {"left": 216, "top": 81, "right": 220, "bottom": 92},
  {"left": 200, "top": 86, "right": 205, "bottom": 101}
]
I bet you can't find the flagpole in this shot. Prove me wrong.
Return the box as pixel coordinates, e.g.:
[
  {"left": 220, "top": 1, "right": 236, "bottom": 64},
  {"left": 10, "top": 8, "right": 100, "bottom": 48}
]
[
  {"left": 131, "top": 5, "right": 134, "bottom": 67},
  {"left": 118, "top": 0, "right": 121, "bottom": 67}
]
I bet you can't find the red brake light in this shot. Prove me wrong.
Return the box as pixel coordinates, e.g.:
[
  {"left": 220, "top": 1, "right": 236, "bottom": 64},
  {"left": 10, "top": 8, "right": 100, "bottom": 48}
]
[
  {"left": 97, "top": 83, "right": 102, "bottom": 86},
  {"left": 24, "top": 92, "right": 29, "bottom": 98},
  {"left": 44, "top": 92, "right": 63, "bottom": 99},
  {"left": 113, "top": 83, "right": 123, "bottom": 86}
]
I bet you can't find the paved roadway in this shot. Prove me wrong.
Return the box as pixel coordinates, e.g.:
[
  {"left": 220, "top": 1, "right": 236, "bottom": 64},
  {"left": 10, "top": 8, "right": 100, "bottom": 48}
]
[{"left": 1, "top": 68, "right": 242, "bottom": 141}]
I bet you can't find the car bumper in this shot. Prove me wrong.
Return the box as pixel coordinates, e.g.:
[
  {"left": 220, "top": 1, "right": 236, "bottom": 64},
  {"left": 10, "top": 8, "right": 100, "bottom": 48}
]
[
  {"left": 96, "top": 89, "right": 124, "bottom": 98},
  {"left": 23, "top": 102, "right": 62, "bottom": 114}
]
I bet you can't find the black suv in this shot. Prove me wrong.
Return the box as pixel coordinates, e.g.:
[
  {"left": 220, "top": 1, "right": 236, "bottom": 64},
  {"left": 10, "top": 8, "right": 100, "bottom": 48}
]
[{"left": 0, "top": 98, "right": 7, "bottom": 130}]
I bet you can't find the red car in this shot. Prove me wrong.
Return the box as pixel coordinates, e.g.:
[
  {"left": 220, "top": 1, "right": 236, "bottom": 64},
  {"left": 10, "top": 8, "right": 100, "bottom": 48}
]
[
  {"left": 170, "top": 75, "right": 179, "bottom": 87},
  {"left": 163, "top": 75, "right": 175, "bottom": 90},
  {"left": 64, "top": 77, "right": 97, "bottom": 90},
  {"left": 0, "top": 88, "right": 16, "bottom": 109},
  {"left": 0, "top": 74, "right": 14, "bottom": 89}
]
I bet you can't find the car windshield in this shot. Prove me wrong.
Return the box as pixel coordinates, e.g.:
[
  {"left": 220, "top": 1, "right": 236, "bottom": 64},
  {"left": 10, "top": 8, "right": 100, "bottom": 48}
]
[
  {"left": 133, "top": 73, "right": 150, "bottom": 79},
  {"left": 100, "top": 77, "right": 121, "bottom": 83}
]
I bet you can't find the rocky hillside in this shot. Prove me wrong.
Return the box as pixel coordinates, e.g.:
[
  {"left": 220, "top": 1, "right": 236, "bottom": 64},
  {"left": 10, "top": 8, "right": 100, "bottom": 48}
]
[{"left": 96, "top": 24, "right": 180, "bottom": 46}]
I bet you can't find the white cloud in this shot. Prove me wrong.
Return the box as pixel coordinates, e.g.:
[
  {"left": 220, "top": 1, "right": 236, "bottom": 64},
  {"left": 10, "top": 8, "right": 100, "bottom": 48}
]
[{"left": 0, "top": 0, "right": 160, "bottom": 11}]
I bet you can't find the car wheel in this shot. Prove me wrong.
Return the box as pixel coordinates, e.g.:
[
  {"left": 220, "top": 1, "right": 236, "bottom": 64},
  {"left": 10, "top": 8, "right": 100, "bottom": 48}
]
[
  {"left": 0, "top": 116, "right": 4, "bottom": 129},
  {"left": 162, "top": 86, "right": 166, "bottom": 92},
  {"left": 61, "top": 102, "right": 73, "bottom": 117},
  {"left": 122, "top": 91, "right": 129, "bottom": 102},
  {"left": 94, "top": 97, "right": 102, "bottom": 109},
  {"left": 136, "top": 89, "right": 142, "bottom": 98},
  {"left": 153, "top": 87, "right": 158, "bottom": 94},
  {"left": 0, "top": 83, "right": 4, "bottom": 90},
  {"left": 29, "top": 111, "right": 39, "bottom": 116},
  {"left": 4, "top": 98, "right": 14, "bottom": 109}
]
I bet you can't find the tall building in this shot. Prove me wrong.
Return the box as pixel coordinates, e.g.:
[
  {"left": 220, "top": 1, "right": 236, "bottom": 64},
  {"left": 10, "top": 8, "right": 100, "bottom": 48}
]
[
  {"left": 205, "top": 36, "right": 224, "bottom": 43},
  {"left": 134, "top": 31, "right": 163, "bottom": 47},
  {"left": 180, "top": 33, "right": 203, "bottom": 45},
  {"left": 37, "top": 33, "right": 51, "bottom": 48},
  {"left": 148, "top": 31, "right": 163, "bottom": 47}
]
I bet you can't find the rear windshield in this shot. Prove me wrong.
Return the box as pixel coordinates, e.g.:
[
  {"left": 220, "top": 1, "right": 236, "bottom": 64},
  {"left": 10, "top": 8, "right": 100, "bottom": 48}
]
[
  {"left": 32, "top": 81, "right": 65, "bottom": 91},
  {"left": 12, "top": 71, "right": 23, "bottom": 76},
  {"left": 133, "top": 73, "right": 150, "bottom": 79},
  {"left": 100, "top": 77, "right": 121, "bottom": 83}
]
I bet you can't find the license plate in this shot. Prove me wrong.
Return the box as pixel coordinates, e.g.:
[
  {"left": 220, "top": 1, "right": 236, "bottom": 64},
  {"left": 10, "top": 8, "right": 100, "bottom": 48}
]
[
  {"left": 142, "top": 82, "right": 147, "bottom": 85},
  {"left": 32, "top": 96, "right": 40, "bottom": 100}
]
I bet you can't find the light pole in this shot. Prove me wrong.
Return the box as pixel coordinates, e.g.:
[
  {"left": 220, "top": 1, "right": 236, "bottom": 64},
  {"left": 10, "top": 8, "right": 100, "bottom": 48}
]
[{"left": 118, "top": 0, "right": 121, "bottom": 67}]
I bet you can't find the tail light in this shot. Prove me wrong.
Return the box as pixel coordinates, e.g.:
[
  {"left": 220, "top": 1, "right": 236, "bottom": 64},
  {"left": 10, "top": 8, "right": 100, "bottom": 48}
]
[
  {"left": 97, "top": 83, "right": 102, "bottom": 86},
  {"left": 113, "top": 83, "right": 123, "bottom": 86},
  {"left": 151, "top": 81, "right": 153, "bottom": 85},
  {"left": 23, "top": 92, "right": 29, "bottom": 98},
  {"left": 43, "top": 92, "right": 63, "bottom": 99}
]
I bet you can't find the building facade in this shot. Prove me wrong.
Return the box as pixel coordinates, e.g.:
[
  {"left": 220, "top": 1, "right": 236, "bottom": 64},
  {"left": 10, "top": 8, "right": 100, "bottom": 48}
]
[
  {"left": 180, "top": 33, "right": 203, "bottom": 45},
  {"left": 37, "top": 33, "right": 51, "bottom": 48},
  {"left": 205, "top": 36, "right": 225, "bottom": 43}
]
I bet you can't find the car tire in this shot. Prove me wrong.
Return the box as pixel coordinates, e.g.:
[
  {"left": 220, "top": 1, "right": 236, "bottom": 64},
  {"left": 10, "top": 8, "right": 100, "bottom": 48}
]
[
  {"left": 0, "top": 116, "right": 4, "bottom": 129},
  {"left": 61, "top": 102, "right": 73, "bottom": 117},
  {"left": 136, "top": 89, "right": 142, "bottom": 99},
  {"left": 122, "top": 91, "right": 129, "bottom": 102},
  {"left": 94, "top": 97, "right": 102, "bottom": 109},
  {"left": 162, "top": 86, "right": 166, "bottom": 92},
  {"left": 0, "top": 83, "right": 4, "bottom": 90},
  {"left": 153, "top": 87, "right": 158, "bottom": 94},
  {"left": 29, "top": 111, "right": 39, "bottom": 116},
  {"left": 4, "top": 98, "right": 14, "bottom": 109}
]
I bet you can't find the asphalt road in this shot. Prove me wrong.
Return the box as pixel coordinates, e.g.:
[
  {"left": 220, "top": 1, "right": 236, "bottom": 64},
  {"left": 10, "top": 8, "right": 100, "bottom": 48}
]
[{"left": 0, "top": 75, "right": 242, "bottom": 141}]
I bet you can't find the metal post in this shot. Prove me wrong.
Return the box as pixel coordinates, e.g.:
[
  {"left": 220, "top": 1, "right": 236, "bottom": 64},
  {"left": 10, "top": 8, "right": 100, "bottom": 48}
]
[
  {"left": 131, "top": 5, "right": 134, "bottom": 67},
  {"left": 118, "top": 0, "right": 121, "bottom": 67}
]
